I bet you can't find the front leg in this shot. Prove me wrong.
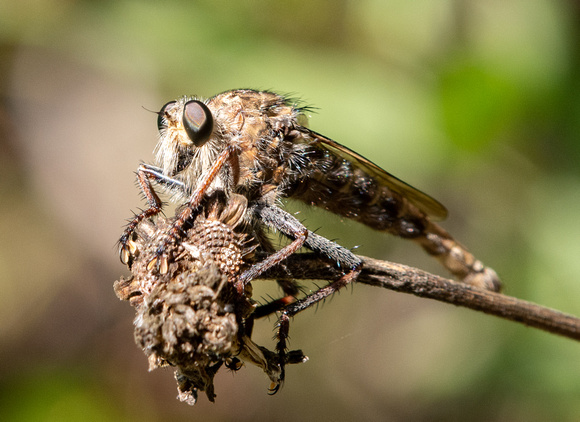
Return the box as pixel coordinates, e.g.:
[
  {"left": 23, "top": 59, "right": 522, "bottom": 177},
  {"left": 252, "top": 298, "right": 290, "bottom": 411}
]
[
  {"left": 147, "top": 146, "right": 235, "bottom": 273},
  {"left": 119, "top": 164, "right": 180, "bottom": 265}
]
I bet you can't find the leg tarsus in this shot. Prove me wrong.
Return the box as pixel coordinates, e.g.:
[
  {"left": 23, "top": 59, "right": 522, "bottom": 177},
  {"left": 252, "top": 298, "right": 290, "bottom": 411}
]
[{"left": 273, "top": 265, "right": 361, "bottom": 386}]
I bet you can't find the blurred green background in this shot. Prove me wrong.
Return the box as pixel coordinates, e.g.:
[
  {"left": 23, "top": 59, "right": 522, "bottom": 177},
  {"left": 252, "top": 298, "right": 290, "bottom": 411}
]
[{"left": 1, "top": 0, "right": 580, "bottom": 421}]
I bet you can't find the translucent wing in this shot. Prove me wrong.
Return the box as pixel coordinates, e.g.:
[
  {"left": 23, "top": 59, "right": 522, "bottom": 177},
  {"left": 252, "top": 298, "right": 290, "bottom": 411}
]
[{"left": 307, "top": 129, "right": 448, "bottom": 220}]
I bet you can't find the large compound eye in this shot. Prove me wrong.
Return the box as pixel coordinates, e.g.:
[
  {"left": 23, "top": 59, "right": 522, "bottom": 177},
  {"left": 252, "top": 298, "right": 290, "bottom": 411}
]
[
  {"left": 157, "top": 100, "right": 177, "bottom": 132},
  {"left": 182, "top": 100, "right": 213, "bottom": 147}
]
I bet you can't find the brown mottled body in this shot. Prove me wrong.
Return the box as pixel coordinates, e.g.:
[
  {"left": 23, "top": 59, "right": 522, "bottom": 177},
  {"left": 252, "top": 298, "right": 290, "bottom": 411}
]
[{"left": 138, "top": 89, "right": 499, "bottom": 291}]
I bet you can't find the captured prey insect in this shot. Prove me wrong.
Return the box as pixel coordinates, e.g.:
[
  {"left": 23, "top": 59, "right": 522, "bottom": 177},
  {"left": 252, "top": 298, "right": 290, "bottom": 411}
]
[
  {"left": 120, "top": 193, "right": 362, "bottom": 393},
  {"left": 115, "top": 192, "right": 316, "bottom": 404},
  {"left": 119, "top": 89, "right": 501, "bottom": 293}
]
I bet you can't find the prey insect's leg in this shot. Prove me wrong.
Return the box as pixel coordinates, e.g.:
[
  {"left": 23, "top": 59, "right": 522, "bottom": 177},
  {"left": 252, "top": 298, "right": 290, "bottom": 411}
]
[
  {"left": 251, "top": 204, "right": 362, "bottom": 392},
  {"left": 119, "top": 164, "right": 181, "bottom": 265}
]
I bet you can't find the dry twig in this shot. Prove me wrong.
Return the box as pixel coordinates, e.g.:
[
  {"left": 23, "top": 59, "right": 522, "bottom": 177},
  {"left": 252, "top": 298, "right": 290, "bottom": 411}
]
[{"left": 260, "top": 253, "right": 580, "bottom": 342}]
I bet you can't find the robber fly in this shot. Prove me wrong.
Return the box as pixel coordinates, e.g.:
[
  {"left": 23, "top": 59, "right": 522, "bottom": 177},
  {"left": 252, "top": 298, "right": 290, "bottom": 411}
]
[{"left": 119, "top": 89, "right": 500, "bottom": 293}]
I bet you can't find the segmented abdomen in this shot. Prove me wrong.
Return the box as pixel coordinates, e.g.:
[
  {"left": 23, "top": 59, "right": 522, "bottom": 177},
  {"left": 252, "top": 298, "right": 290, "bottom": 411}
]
[{"left": 286, "top": 148, "right": 501, "bottom": 291}]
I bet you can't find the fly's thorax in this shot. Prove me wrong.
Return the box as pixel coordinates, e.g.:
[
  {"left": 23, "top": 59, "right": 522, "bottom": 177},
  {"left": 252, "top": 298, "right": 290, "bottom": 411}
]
[{"left": 208, "top": 90, "right": 307, "bottom": 193}]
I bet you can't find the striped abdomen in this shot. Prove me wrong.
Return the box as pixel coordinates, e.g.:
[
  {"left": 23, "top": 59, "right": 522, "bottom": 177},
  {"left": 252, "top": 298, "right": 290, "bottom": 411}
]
[{"left": 286, "top": 149, "right": 501, "bottom": 292}]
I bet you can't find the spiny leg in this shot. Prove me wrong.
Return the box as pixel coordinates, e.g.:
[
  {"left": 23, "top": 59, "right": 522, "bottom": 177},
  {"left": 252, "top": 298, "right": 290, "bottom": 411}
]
[
  {"left": 270, "top": 268, "right": 361, "bottom": 394},
  {"left": 252, "top": 226, "right": 303, "bottom": 297},
  {"left": 119, "top": 164, "right": 167, "bottom": 265},
  {"left": 237, "top": 211, "right": 308, "bottom": 293},
  {"left": 238, "top": 197, "right": 368, "bottom": 294},
  {"left": 149, "top": 146, "right": 235, "bottom": 273},
  {"left": 254, "top": 203, "right": 363, "bottom": 271},
  {"left": 242, "top": 294, "right": 297, "bottom": 342},
  {"left": 251, "top": 203, "right": 362, "bottom": 392}
]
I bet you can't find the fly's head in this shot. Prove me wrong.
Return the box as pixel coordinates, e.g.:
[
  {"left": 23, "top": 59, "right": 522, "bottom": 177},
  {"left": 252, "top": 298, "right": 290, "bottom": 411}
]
[
  {"left": 154, "top": 90, "right": 310, "bottom": 198},
  {"left": 155, "top": 97, "right": 217, "bottom": 178}
]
